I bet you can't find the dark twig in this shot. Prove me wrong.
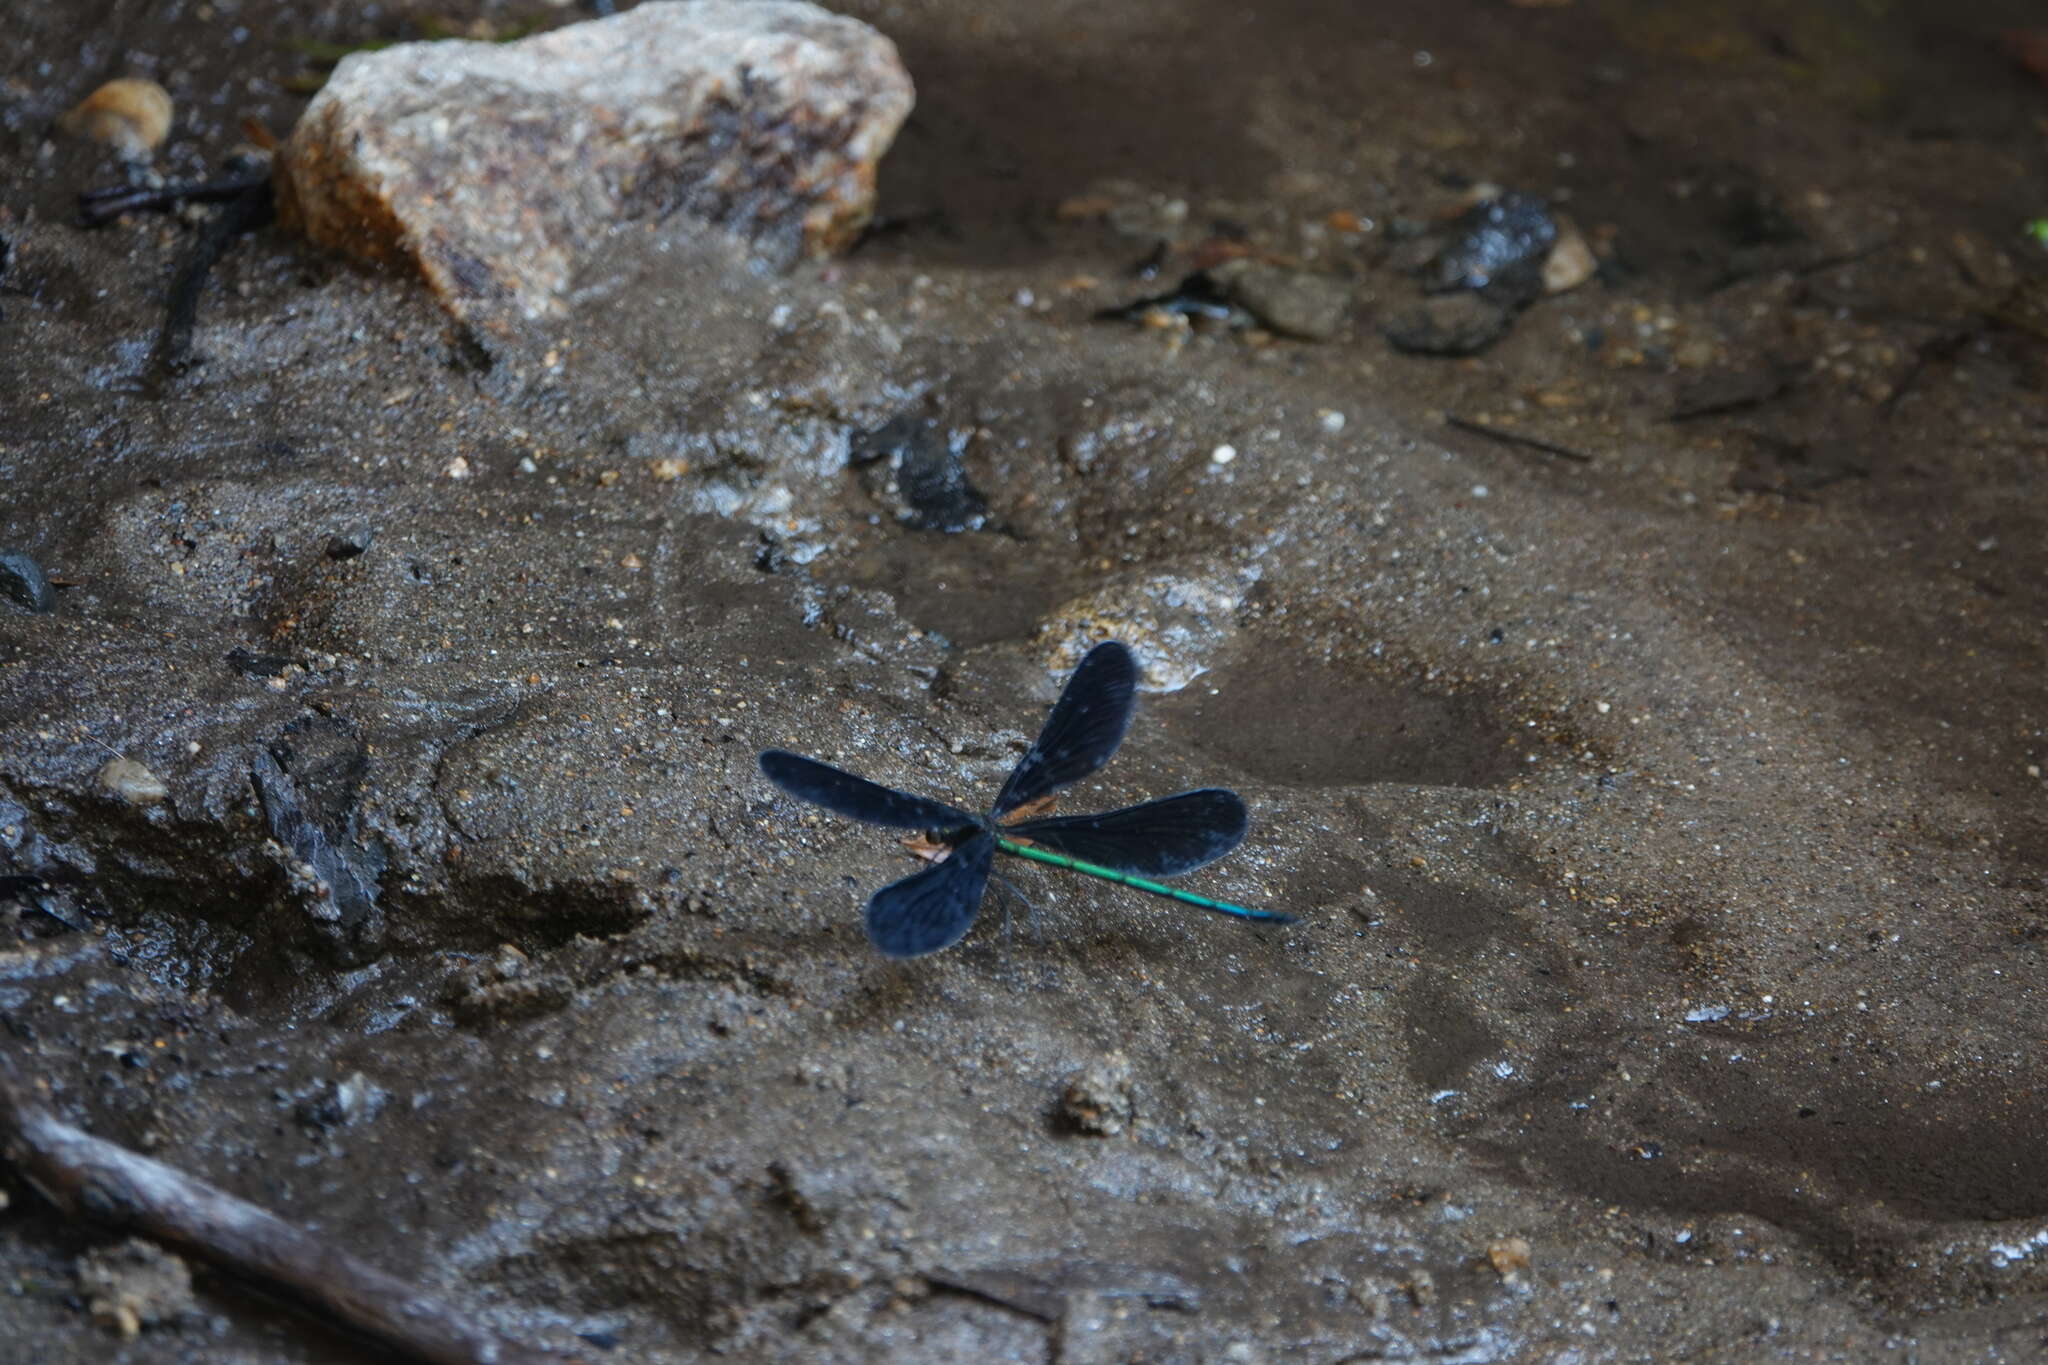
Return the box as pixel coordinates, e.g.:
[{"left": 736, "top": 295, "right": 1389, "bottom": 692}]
[
  {"left": 76, "top": 168, "right": 272, "bottom": 228},
  {"left": 1444, "top": 415, "right": 1594, "bottom": 464},
  {"left": 924, "top": 1269, "right": 1060, "bottom": 1322},
  {"left": 0, "top": 1047, "right": 566, "bottom": 1365},
  {"left": 142, "top": 176, "right": 275, "bottom": 388},
  {"left": 1706, "top": 239, "right": 1890, "bottom": 295},
  {"left": 926, "top": 1263, "right": 1200, "bottom": 1320}
]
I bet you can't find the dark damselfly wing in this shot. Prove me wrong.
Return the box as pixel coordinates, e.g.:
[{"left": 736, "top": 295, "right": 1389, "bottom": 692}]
[
  {"left": 759, "top": 751, "right": 975, "bottom": 830},
  {"left": 989, "top": 641, "right": 1140, "bottom": 819},
  {"left": 1005, "top": 788, "right": 1248, "bottom": 878},
  {"left": 865, "top": 832, "right": 995, "bottom": 958}
]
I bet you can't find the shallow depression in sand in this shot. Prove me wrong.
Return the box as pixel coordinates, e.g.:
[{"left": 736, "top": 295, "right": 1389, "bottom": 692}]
[{"left": 1153, "top": 650, "right": 1523, "bottom": 790}]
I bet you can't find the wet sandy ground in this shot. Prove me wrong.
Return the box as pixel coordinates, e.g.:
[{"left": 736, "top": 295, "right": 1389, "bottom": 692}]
[{"left": 3, "top": 0, "right": 2047, "bottom": 1360}]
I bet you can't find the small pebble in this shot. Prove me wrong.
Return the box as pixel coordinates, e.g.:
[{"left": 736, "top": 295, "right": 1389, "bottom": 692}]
[
  {"left": 1487, "top": 1236, "right": 1533, "bottom": 1278},
  {"left": 1210, "top": 443, "right": 1237, "bottom": 465},
  {"left": 1317, "top": 409, "right": 1346, "bottom": 432},
  {"left": 1211, "top": 259, "right": 1352, "bottom": 340},
  {"left": 60, "top": 78, "right": 173, "bottom": 162},
  {"left": 0, "top": 549, "right": 57, "bottom": 612},
  {"left": 1543, "top": 220, "right": 1597, "bottom": 294},
  {"left": 1384, "top": 292, "right": 1513, "bottom": 356},
  {"left": 1471, "top": 484, "right": 1489, "bottom": 498},
  {"left": 75, "top": 1239, "right": 194, "bottom": 1338},
  {"left": 99, "top": 757, "right": 168, "bottom": 806},
  {"left": 444, "top": 456, "right": 472, "bottom": 479},
  {"left": 326, "top": 526, "right": 374, "bottom": 560},
  {"left": 1060, "top": 1052, "right": 1135, "bottom": 1136}
]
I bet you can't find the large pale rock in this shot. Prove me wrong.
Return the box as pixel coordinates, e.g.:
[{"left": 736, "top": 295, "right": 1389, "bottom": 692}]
[{"left": 276, "top": 0, "right": 913, "bottom": 324}]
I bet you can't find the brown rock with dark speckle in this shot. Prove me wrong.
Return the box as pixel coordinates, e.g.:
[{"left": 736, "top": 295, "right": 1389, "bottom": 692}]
[{"left": 276, "top": 0, "right": 913, "bottom": 326}]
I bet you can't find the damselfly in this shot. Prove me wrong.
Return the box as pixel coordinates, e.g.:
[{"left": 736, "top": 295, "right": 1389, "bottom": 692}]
[{"left": 759, "top": 641, "right": 1293, "bottom": 957}]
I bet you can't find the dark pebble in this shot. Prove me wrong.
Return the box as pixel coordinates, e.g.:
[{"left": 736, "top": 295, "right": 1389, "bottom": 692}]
[
  {"left": 1669, "top": 366, "right": 1789, "bottom": 421},
  {"left": 227, "top": 647, "right": 294, "bottom": 678},
  {"left": 1213, "top": 260, "right": 1352, "bottom": 341},
  {"left": 1429, "top": 192, "right": 1557, "bottom": 308},
  {"left": 0, "top": 549, "right": 56, "bottom": 612},
  {"left": 251, "top": 746, "right": 383, "bottom": 935},
  {"left": 1384, "top": 294, "right": 1513, "bottom": 356},
  {"left": 850, "top": 411, "right": 988, "bottom": 533},
  {"left": 327, "top": 525, "right": 374, "bottom": 559}
]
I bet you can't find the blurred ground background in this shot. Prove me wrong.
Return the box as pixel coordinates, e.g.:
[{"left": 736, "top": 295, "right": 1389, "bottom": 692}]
[{"left": 2, "top": 0, "right": 2047, "bottom": 1360}]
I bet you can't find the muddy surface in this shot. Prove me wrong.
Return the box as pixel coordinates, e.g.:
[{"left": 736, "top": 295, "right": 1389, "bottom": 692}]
[{"left": 4, "top": 1, "right": 2047, "bottom": 1360}]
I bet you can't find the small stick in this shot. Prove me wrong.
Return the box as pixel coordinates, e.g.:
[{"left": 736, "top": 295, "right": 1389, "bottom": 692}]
[
  {"left": 76, "top": 169, "right": 272, "bottom": 228},
  {"left": 142, "top": 177, "right": 275, "bottom": 386},
  {"left": 0, "top": 1048, "right": 567, "bottom": 1365},
  {"left": 1705, "top": 240, "right": 1889, "bottom": 295},
  {"left": 1444, "top": 415, "right": 1594, "bottom": 464}
]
